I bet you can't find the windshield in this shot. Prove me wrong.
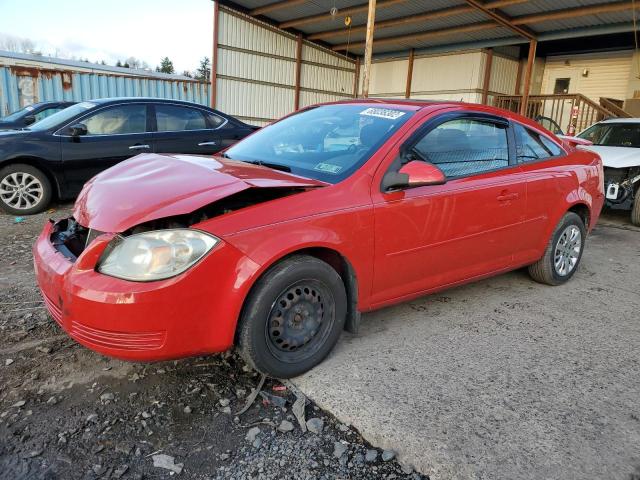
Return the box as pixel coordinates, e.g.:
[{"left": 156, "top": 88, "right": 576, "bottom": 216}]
[
  {"left": 577, "top": 122, "right": 640, "bottom": 147},
  {"left": 28, "top": 101, "right": 96, "bottom": 131},
  {"left": 2, "top": 105, "right": 36, "bottom": 122},
  {"left": 224, "top": 104, "right": 414, "bottom": 183}
]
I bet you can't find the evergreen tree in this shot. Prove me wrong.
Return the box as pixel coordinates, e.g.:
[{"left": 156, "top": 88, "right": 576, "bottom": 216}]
[{"left": 158, "top": 57, "right": 175, "bottom": 74}]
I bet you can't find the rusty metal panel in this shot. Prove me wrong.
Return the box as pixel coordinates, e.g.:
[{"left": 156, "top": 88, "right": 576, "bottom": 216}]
[{"left": 0, "top": 53, "right": 211, "bottom": 117}]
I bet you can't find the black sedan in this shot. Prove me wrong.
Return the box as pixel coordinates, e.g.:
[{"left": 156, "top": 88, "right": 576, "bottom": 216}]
[
  {"left": 0, "top": 101, "right": 76, "bottom": 131},
  {"left": 0, "top": 98, "right": 257, "bottom": 214}
]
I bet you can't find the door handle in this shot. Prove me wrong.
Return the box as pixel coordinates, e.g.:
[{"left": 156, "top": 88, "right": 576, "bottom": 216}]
[
  {"left": 497, "top": 192, "right": 519, "bottom": 201},
  {"left": 129, "top": 144, "right": 150, "bottom": 150},
  {"left": 198, "top": 141, "right": 218, "bottom": 146}
]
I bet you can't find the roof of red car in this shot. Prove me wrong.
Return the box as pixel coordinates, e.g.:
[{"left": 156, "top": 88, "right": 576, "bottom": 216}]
[{"left": 327, "top": 98, "right": 462, "bottom": 111}]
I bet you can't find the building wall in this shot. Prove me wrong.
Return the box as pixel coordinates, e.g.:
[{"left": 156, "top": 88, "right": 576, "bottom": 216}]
[
  {"left": 540, "top": 51, "right": 632, "bottom": 101},
  {"left": 362, "top": 49, "right": 519, "bottom": 104},
  {"left": 0, "top": 56, "right": 209, "bottom": 117},
  {"left": 215, "top": 7, "right": 356, "bottom": 126}
]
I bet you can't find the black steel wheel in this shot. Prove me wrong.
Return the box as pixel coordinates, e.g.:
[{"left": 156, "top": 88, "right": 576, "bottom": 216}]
[{"left": 237, "top": 255, "right": 347, "bottom": 378}]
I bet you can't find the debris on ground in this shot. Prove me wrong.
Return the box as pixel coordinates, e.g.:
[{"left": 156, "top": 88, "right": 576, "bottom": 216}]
[{"left": 0, "top": 205, "right": 424, "bottom": 479}]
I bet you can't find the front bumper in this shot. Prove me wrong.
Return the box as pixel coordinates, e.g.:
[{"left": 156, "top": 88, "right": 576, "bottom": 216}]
[{"left": 33, "top": 221, "right": 260, "bottom": 361}]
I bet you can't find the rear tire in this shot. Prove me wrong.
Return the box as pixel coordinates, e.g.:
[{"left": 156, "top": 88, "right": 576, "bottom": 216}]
[
  {"left": 237, "top": 255, "right": 347, "bottom": 378},
  {"left": 631, "top": 196, "right": 640, "bottom": 227},
  {"left": 0, "top": 164, "right": 52, "bottom": 215},
  {"left": 528, "top": 212, "right": 586, "bottom": 286}
]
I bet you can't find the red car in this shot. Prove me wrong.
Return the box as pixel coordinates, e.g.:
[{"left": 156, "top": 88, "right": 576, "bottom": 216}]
[{"left": 34, "top": 100, "right": 604, "bottom": 378}]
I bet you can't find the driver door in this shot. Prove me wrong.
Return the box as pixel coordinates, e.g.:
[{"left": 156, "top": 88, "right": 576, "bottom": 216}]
[
  {"left": 60, "top": 103, "right": 154, "bottom": 194},
  {"left": 370, "top": 111, "right": 527, "bottom": 306}
]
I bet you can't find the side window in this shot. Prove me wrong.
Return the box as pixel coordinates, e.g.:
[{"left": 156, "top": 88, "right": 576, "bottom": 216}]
[
  {"left": 413, "top": 118, "right": 509, "bottom": 178},
  {"left": 156, "top": 105, "right": 207, "bottom": 131},
  {"left": 205, "top": 111, "right": 225, "bottom": 128},
  {"left": 515, "top": 123, "right": 563, "bottom": 162},
  {"left": 34, "top": 107, "right": 65, "bottom": 122},
  {"left": 83, "top": 105, "right": 147, "bottom": 135}
]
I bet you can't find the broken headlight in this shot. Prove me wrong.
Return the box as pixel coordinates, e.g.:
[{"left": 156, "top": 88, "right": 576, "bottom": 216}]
[{"left": 97, "top": 229, "right": 219, "bottom": 281}]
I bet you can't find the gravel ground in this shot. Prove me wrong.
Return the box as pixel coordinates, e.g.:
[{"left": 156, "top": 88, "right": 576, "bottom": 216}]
[{"left": 0, "top": 204, "right": 424, "bottom": 480}]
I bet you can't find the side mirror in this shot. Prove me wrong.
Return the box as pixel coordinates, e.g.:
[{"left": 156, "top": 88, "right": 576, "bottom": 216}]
[
  {"left": 23, "top": 115, "right": 36, "bottom": 125},
  {"left": 381, "top": 160, "right": 446, "bottom": 191},
  {"left": 69, "top": 123, "right": 88, "bottom": 137}
]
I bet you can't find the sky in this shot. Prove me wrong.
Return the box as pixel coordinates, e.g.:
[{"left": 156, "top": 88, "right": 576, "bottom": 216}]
[{"left": 0, "top": 0, "right": 213, "bottom": 73}]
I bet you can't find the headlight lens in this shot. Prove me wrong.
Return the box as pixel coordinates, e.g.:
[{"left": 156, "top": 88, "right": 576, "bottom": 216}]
[{"left": 97, "top": 229, "right": 219, "bottom": 281}]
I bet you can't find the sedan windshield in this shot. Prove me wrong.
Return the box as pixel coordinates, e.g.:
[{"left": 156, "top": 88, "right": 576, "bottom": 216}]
[
  {"left": 28, "top": 101, "right": 96, "bottom": 131},
  {"left": 224, "top": 104, "right": 414, "bottom": 183},
  {"left": 577, "top": 122, "right": 640, "bottom": 147},
  {"left": 2, "top": 105, "right": 37, "bottom": 122}
]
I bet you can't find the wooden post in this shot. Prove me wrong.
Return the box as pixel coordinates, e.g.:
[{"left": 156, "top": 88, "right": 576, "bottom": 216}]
[
  {"left": 362, "top": 0, "right": 377, "bottom": 98},
  {"left": 353, "top": 57, "right": 361, "bottom": 98},
  {"left": 211, "top": 0, "right": 219, "bottom": 109},
  {"left": 294, "top": 34, "right": 303, "bottom": 110},
  {"left": 405, "top": 48, "right": 414, "bottom": 99},
  {"left": 520, "top": 39, "right": 537, "bottom": 116},
  {"left": 481, "top": 48, "right": 493, "bottom": 105}
]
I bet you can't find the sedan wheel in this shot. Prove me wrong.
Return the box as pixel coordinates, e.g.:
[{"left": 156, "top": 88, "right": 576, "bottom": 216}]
[
  {"left": 238, "top": 255, "right": 347, "bottom": 378},
  {"left": 528, "top": 212, "right": 586, "bottom": 286},
  {"left": 553, "top": 225, "right": 582, "bottom": 276},
  {"left": 0, "top": 164, "right": 52, "bottom": 215}
]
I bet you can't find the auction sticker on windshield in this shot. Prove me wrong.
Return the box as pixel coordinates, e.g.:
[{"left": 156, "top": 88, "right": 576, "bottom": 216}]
[
  {"left": 360, "top": 107, "right": 406, "bottom": 120},
  {"left": 314, "top": 163, "right": 343, "bottom": 174}
]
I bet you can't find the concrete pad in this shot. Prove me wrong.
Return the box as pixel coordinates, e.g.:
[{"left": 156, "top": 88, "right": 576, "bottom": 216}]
[{"left": 295, "top": 216, "right": 640, "bottom": 479}]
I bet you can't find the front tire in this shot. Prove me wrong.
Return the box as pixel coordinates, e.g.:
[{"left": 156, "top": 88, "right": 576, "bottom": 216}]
[
  {"left": 528, "top": 212, "right": 586, "bottom": 286},
  {"left": 0, "top": 164, "right": 52, "bottom": 215},
  {"left": 631, "top": 195, "right": 640, "bottom": 227},
  {"left": 237, "top": 255, "right": 347, "bottom": 378}
]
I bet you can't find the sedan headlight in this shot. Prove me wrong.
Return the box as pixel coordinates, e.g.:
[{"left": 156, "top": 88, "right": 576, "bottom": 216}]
[{"left": 97, "top": 229, "right": 219, "bottom": 281}]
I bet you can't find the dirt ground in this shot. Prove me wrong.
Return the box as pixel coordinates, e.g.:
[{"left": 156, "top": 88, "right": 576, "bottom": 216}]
[{"left": 0, "top": 203, "right": 423, "bottom": 480}]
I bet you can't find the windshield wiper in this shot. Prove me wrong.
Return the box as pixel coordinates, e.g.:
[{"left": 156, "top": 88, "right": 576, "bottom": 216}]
[{"left": 238, "top": 159, "right": 291, "bottom": 172}]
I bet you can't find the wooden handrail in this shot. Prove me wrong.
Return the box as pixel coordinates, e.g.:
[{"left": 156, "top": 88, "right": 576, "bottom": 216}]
[
  {"left": 599, "top": 97, "right": 632, "bottom": 118},
  {"left": 492, "top": 93, "right": 629, "bottom": 133}
]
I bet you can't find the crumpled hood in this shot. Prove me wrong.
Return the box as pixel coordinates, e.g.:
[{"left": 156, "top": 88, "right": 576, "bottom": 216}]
[
  {"left": 73, "top": 153, "right": 325, "bottom": 232},
  {"left": 579, "top": 145, "right": 640, "bottom": 169}
]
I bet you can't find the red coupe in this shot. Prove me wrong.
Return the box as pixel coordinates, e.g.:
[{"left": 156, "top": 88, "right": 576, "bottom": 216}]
[{"left": 34, "top": 100, "right": 604, "bottom": 378}]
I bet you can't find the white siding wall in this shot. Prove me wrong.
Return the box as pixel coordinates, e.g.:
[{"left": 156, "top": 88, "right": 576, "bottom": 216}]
[
  {"left": 540, "top": 51, "right": 632, "bottom": 101},
  {"left": 362, "top": 50, "right": 516, "bottom": 103},
  {"left": 215, "top": 7, "right": 355, "bottom": 125}
]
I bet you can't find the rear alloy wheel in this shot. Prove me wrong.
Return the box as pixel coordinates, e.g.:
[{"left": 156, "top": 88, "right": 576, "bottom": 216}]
[
  {"left": 528, "top": 212, "right": 586, "bottom": 285},
  {"left": 0, "top": 164, "right": 52, "bottom": 215},
  {"left": 238, "top": 255, "right": 347, "bottom": 378}
]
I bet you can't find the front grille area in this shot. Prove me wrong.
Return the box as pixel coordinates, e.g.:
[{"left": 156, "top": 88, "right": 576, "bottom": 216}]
[
  {"left": 70, "top": 321, "right": 166, "bottom": 351},
  {"left": 50, "top": 218, "right": 99, "bottom": 262},
  {"left": 42, "top": 291, "right": 63, "bottom": 327}
]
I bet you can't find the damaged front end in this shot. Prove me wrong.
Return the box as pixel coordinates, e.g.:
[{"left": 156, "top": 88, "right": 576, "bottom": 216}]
[
  {"left": 604, "top": 166, "right": 640, "bottom": 210},
  {"left": 51, "top": 186, "right": 310, "bottom": 263}
]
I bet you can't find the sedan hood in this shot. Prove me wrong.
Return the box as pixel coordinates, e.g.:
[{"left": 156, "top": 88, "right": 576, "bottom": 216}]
[
  {"left": 73, "top": 153, "right": 326, "bottom": 232},
  {"left": 579, "top": 145, "right": 640, "bottom": 168}
]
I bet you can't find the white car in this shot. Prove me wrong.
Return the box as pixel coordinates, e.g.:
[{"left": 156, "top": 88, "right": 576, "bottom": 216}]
[{"left": 576, "top": 118, "right": 640, "bottom": 226}]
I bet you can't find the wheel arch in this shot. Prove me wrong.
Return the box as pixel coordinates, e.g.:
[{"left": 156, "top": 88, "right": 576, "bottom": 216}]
[
  {"left": 237, "top": 245, "right": 360, "bottom": 342},
  {"left": 567, "top": 202, "right": 591, "bottom": 230},
  {"left": 0, "top": 157, "right": 62, "bottom": 200}
]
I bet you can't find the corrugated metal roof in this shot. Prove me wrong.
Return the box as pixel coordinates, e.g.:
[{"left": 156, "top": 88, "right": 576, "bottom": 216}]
[
  {"left": 226, "top": 0, "right": 638, "bottom": 56},
  {"left": 0, "top": 50, "right": 198, "bottom": 81}
]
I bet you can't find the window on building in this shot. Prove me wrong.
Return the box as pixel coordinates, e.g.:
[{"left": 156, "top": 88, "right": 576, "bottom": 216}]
[{"left": 553, "top": 78, "right": 571, "bottom": 94}]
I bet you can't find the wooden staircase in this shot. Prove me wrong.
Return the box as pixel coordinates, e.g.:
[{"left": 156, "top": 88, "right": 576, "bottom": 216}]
[{"left": 493, "top": 93, "right": 632, "bottom": 134}]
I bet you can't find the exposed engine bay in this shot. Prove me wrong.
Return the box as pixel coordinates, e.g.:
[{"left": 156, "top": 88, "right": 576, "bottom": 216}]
[
  {"left": 604, "top": 166, "right": 640, "bottom": 210},
  {"left": 50, "top": 187, "right": 308, "bottom": 261}
]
